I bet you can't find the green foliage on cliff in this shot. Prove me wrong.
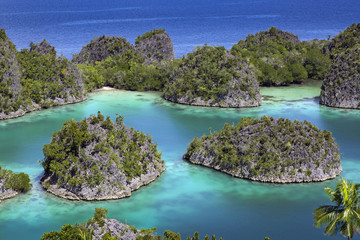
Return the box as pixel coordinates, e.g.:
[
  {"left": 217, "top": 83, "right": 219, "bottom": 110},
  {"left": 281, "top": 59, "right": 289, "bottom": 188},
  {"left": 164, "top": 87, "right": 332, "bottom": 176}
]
[
  {"left": 78, "top": 52, "right": 179, "bottom": 92},
  {"left": 17, "top": 49, "right": 82, "bottom": 106},
  {"left": 231, "top": 27, "right": 331, "bottom": 85},
  {"left": 320, "top": 45, "right": 360, "bottom": 108},
  {"left": 41, "top": 208, "right": 223, "bottom": 240},
  {"left": 135, "top": 28, "right": 166, "bottom": 44},
  {"left": 163, "top": 45, "right": 260, "bottom": 106},
  {"left": 41, "top": 112, "right": 164, "bottom": 193},
  {"left": 0, "top": 29, "right": 85, "bottom": 117},
  {"left": 0, "top": 166, "right": 32, "bottom": 193},
  {"left": 324, "top": 23, "right": 360, "bottom": 57},
  {"left": 0, "top": 28, "right": 22, "bottom": 115},
  {"left": 185, "top": 116, "right": 341, "bottom": 182}
]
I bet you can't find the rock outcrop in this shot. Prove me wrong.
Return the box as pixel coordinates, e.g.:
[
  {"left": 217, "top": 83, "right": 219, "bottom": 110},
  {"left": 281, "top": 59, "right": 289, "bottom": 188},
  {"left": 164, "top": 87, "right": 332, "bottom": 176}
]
[
  {"left": 251, "top": 26, "right": 300, "bottom": 46},
  {"left": 72, "top": 36, "right": 134, "bottom": 64},
  {"left": 29, "top": 39, "right": 56, "bottom": 56},
  {"left": 184, "top": 116, "right": 342, "bottom": 183},
  {"left": 135, "top": 29, "right": 175, "bottom": 65},
  {"left": 41, "top": 112, "right": 165, "bottom": 200},
  {"left": 163, "top": 45, "right": 262, "bottom": 107},
  {"left": 320, "top": 46, "right": 360, "bottom": 109}
]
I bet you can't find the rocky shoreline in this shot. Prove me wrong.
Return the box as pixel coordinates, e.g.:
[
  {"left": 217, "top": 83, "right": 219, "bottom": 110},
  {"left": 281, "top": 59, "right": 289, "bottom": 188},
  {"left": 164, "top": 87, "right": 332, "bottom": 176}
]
[
  {"left": 0, "top": 96, "right": 88, "bottom": 120},
  {"left": 42, "top": 165, "right": 165, "bottom": 201},
  {"left": 188, "top": 159, "right": 341, "bottom": 183}
]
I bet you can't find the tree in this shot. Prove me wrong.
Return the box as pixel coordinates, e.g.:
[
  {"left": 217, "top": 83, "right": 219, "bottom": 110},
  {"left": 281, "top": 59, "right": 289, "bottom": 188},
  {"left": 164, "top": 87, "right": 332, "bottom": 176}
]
[{"left": 313, "top": 179, "right": 360, "bottom": 239}]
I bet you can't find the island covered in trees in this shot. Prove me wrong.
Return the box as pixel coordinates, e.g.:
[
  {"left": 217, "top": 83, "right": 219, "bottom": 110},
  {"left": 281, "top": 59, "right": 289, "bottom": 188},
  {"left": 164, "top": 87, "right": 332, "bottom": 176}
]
[
  {"left": 0, "top": 166, "right": 32, "bottom": 202},
  {"left": 2, "top": 23, "right": 360, "bottom": 120},
  {"left": 41, "top": 112, "right": 165, "bottom": 200},
  {"left": 184, "top": 116, "right": 342, "bottom": 183}
]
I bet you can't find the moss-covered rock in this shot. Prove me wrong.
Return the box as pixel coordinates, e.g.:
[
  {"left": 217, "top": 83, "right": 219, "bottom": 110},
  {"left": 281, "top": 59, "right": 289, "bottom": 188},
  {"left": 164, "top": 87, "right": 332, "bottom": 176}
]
[
  {"left": 0, "top": 166, "right": 32, "bottom": 202},
  {"left": 135, "top": 29, "right": 175, "bottom": 65},
  {"left": 41, "top": 112, "right": 165, "bottom": 200},
  {"left": 72, "top": 36, "right": 134, "bottom": 64},
  {"left": 184, "top": 116, "right": 341, "bottom": 183},
  {"left": 324, "top": 23, "right": 360, "bottom": 57},
  {"left": 163, "top": 45, "right": 261, "bottom": 107},
  {"left": 320, "top": 46, "right": 360, "bottom": 109}
]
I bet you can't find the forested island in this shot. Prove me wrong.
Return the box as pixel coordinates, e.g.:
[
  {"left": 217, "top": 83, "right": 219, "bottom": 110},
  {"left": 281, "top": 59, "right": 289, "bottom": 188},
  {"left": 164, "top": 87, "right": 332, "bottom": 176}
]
[
  {"left": 41, "top": 208, "right": 225, "bottom": 240},
  {"left": 40, "top": 112, "right": 165, "bottom": 200},
  {"left": 184, "top": 116, "right": 342, "bottom": 183},
  {"left": 1, "top": 24, "right": 360, "bottom": 121},
  {"left": 0, "top": 30, "right": 86, "bottom": 120},
  {"left": 0, "top": 166, "right": 32, "bottom": 202}
]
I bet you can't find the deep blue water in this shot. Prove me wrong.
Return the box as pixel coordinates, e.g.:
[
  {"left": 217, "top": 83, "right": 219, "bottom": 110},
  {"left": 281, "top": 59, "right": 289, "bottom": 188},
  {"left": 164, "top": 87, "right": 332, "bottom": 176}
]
[{"left": 1, "top": 0, "right": 360, "bottom": 58}]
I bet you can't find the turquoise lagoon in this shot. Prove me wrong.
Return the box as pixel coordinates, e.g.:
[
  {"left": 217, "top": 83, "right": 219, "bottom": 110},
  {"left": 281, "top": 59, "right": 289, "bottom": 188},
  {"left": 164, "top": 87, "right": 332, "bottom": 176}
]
[{"left": 0, "top": 81, "right": 359, "bottom": 239}]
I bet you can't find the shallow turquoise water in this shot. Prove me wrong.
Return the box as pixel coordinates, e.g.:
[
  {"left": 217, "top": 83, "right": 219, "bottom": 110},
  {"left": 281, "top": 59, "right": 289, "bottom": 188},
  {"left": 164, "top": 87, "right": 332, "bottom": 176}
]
[{"left": 0, "top": 81, "right": 359, "bottom": 240}]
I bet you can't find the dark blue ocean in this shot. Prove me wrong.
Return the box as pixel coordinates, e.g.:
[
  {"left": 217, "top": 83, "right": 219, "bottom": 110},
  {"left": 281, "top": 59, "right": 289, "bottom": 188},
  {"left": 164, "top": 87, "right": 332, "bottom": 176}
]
[{"left": 1, "top": 0, "right": 360, "bottom": 59}]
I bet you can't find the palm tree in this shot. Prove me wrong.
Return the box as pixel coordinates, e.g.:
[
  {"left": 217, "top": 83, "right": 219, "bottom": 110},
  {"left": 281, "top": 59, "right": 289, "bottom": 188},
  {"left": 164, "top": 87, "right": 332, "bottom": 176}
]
[{"left": 313, "top": 178, "right": 360, "bottom": 239}]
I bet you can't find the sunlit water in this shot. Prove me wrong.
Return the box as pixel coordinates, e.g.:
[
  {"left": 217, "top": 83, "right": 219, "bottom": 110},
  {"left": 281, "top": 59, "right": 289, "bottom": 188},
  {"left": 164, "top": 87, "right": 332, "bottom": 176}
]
[
  {"left": 0, "top": 80, "right": 359, "bottom": 239},
  {"left": 1, "top": 0, "right": 360, "bottom": 58}
]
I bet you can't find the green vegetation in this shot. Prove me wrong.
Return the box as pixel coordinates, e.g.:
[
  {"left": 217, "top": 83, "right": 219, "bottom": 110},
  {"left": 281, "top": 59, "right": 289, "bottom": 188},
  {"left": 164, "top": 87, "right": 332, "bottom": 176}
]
[
  {"left": 313, "top": 179, "right": 360, "bottom": 239},
  {"left": 0, "top": 28, "right": 22, "bottom": 115},
  {"left": 319, "top": 45, "right": 360, "bottom": 109},
  {"left": 41, "top": 208, "right": 223, "bottom": 240},
  {"left": 185, "top": 116, "right": 341, "bottom": 182},
  {"left": 135, "top": 29, "right": 166, "bottom": 45},
  {"left": 41, "top": 112, "right": 164, "bottom": 199},
  {"left": 324, "top": 23, "right": 360, "bottom": 58},
  {"left": 0, "top": 29, "right": 85, "bottom": 118},
  {"left": 230, "top": 27, "right": 331, "bottom": 85},
  {"left": 0, "top": 166, "right": 32, "bottom": 193},
  {"left": 17, "top": 47, "right": 84, "bottom": 107},
  {"left": 163, "top": 45, "right": 261, "bottom": 107},
  {"left": 77, "top": 53, "right": 179, "bottom": 92}
]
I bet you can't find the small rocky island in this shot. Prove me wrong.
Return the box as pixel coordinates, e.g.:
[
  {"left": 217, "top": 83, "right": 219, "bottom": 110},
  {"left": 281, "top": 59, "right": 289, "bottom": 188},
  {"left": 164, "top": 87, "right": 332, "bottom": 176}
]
[
  {"left": 163, "top": 45, "right": 262, "bottom": 107},
  {"left": 184, "top": 116, "right": 342, "bottom": 183},
  {"left": 40, "top": 112, "right": 165, "bottom": 200},
  {"left": 0, "top": 166, "right": 32, "bottom": 202}
]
